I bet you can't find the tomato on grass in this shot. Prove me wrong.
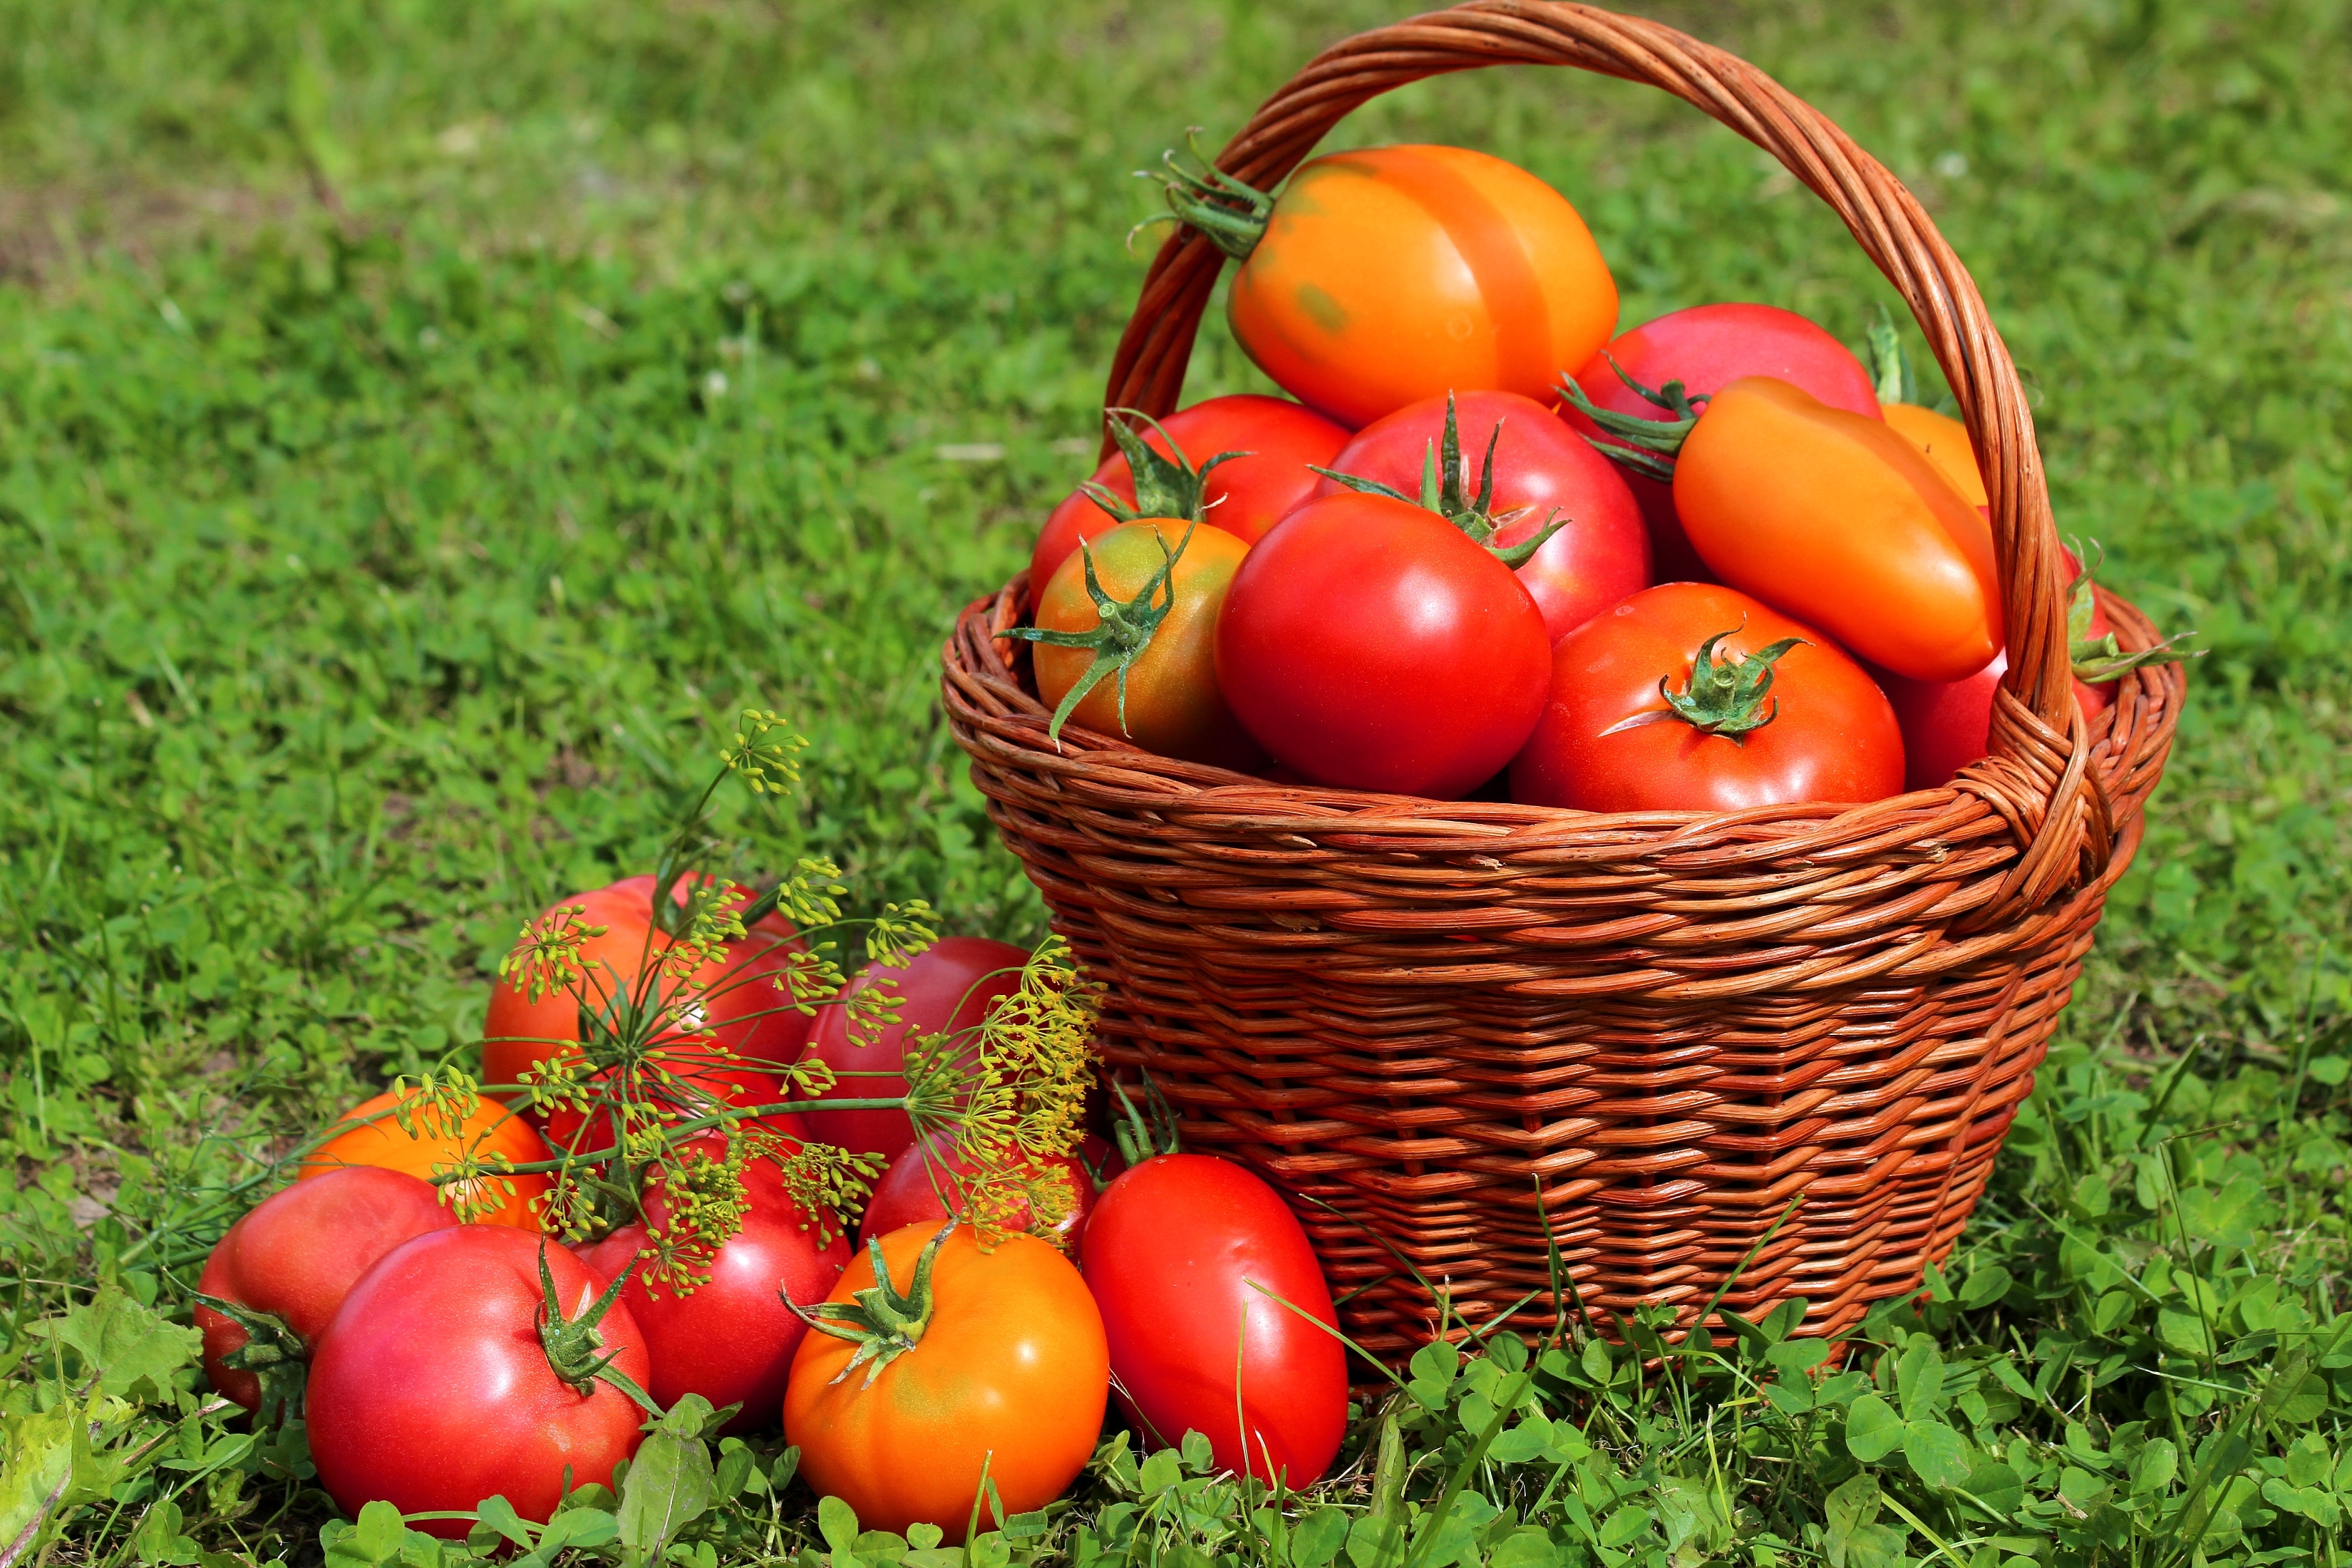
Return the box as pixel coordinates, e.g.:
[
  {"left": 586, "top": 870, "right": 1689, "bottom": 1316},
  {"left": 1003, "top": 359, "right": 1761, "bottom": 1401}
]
[
  {"left": 857, "top": 1130, "right": 1119, "bottom": 1250},
  {"left": 301, "top": 1086, "right": 555, "bottom": 1228},
  {"left": 1510, "top": 582, "right": 1904, "bottom": 813},
  {"left": 785, "top": 1223, "right": 1107, "bottom": 1539}
]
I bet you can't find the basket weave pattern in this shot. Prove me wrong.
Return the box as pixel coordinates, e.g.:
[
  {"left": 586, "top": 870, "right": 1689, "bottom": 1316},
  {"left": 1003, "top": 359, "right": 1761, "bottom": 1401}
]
[{"left": 940, "top": 1, "right": 2183, "bottom": 1358}]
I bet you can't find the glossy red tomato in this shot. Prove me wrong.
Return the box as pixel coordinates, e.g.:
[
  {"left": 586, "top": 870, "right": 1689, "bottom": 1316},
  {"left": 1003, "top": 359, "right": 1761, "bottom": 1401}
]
[
  {"left": 1510, "top": 583, "right": 1904, "bottom": 813},
  {"left": 1314, "top": 390, "right": 1650, "bottom": 643},
  {"left": 857, "top": 1130, "right": 1120, "bottom": 1250},
  {"left": 1879, "top": 577, "right": 2118, "bottom": 790},
  {"left": 1081, "top": 1154, "right": 1348, "bottom": 1487},
  {"left": 1214, "top": 492, "right": 1551, "bottom": 798},
  {"left": 196, "top": 1168, "right": 456, "bottom": 1416},
  {"left": 1031, "top": 396, "right": 1348, "bottom": 593},
  {"left": 1563, "top": 304, "right": 1882, "bottom": 580},
  {"left": 575, "top": 1137, "right": 848, "bottom": 1433},
  {"left": 795, "top": 937, "right": 1028, "bottom": 1163},
  {"left": 306, "top": 1226, "right": 650, "bottom": 1533}
]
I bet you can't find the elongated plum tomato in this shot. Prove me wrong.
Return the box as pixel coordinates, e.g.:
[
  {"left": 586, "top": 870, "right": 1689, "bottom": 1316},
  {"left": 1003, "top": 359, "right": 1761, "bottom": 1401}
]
[
  {"left": 1198, "top": 145, "right": 1616, "bottom": 428},
  {"left": 300, "top": 1087, "right": 554, "bottom": 1228},
  {"left": 306, "top": 1226, "right": 651, "bottom": 1534},
  {"left": 1675, "top": 378, "right": 2001, "bottom": 681},
  {"left": 1031, "top": 396, "right": 1348, "bottom": 592},
  {"left": 795, "top": 937, "right": 1028, "bottom": 1163},
  {"left": 576, "top": 1135, "right": 848, "bottom": 1433},
  {"left": 785, "top": 1225, "right": 1108, "bottom": 1540},
  {"left": 1564, "top": 303, "right": 1882, "bottom": 580},
  {"left": 1314, "top": 390, "right": 1650, "bottom": 642},
  {"left": 1215, "top": 493, "right": 1551, "bottom": 798},
  {"left": 1510, "top": 583, "right": 1904, "bottom": 813},
  {"left": 1031, "top": 519, "right": 1265, "bottom": 769},
  {"left": 197, "top": 1167, "right": 455, "bottom": 1416},
  {"left": 1880, "top": 403, "right": 1989, "bottom": 507},
  {"left": 1081, "top": 1153, "right": 1348, "bottom": 1487},
  {"left": 856, "top": 1130, "right": 1120, "bottom": 1250}
]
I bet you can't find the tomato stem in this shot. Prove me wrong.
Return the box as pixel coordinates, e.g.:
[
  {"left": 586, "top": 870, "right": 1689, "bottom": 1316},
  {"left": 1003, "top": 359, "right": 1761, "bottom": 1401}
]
[
  {"left": 1554, "top": 357, "right": 1708, "bottom": 483},
  {"left": 2065, "top": 540, "right": 2201, "bottom": 684},
  {"left": 1008, "top": 518, "right": 1200, "bottom": 743},
  {"left": 1135, "top": 132, "right": 1274, "bottom": 262},
  {"left": 1110, "top": 1072, "right": 1181, "bottom": 1167},
  {"left": 788, "top": 1221, "right": 953, "bottom": 1388},
  {"left": 195, "top": 1293, "right": 311, "bottom": 1428},
  {"left": 1599, "top": 625, "right": 1805, "bottom": 743},
  {"left": 1312, "top": 393, "right": 1569, "bottom": 569},
  {"left": 534, "top": 1239, "right": 664, "bottom": 1416},
  {"left": 1080, "top": 408, "right": 1246, "bottom": 527}
]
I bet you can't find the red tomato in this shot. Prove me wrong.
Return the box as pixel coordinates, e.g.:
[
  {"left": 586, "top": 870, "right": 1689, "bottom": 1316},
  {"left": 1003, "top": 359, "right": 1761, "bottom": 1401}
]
[
  {"left": 196, "top": 1168, "right": 455, "bottom": 1416},
  {"left": 1031, "top": 396, "right": 1348, "bottom": 592},
  {"left": 1510, "top": 583, "right": 1904, "bottom": 813},
  {"left": 604, "top": 873, "right": 812, "bottom": 1068},
  {"left": 1564, "top": 304, "right": 1882, "bottom": 581},
  {"left": 786, "top": 1225, "right": 1108, "bottom": 1540},
  {"left": 1879, "top": 582, "right": 2117, "bottom": 791},
  {"left": 575, "top": 1138, "right": 848, "bottom": 1433},
  {"left": 306, "top": 1226, "right": 650, "bottom": 1533},
  {"left": 1214, "top": 492, "right": 1551, "bottom": 798},
  {"left": 1080, "top": 1153, "right": 1348, "bottom": 1487},
  {"left": 857, "top": 1130, "right": 1119, "bottom": 1251},
  {"left": 1674, "top": 378, "right": 2001, "bottom": 681},
  {"left": 1314, "top": 390, "right": 1651, "bottom": 643},
  {"left": 1189, "top": 145, "right": 1617, "bottom": 427},
  {"left": 795, "top": 937, "right": 1028, "bottom": 1163}
]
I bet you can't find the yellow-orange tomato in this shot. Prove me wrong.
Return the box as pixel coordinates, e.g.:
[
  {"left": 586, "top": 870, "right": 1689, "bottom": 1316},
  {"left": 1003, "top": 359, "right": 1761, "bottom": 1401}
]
[
  {"left": 1674, "top": 378, "right": 2002, "bottom": 681},
  {"left": 1226, "top": 145, "right": 1617, "bottom": 428},
  {"left": 300, "top": 1088, "right": 554, "bottom": 1228},
  {"left": 785, "top": 1226, "right": 1108, "bottom": 1541},
  {"left": 1032, "top": 520, "right": 1264, "bottom": 770},
  {"left": 1882, "top": 403, "right": 1989, "bottom": 507}
]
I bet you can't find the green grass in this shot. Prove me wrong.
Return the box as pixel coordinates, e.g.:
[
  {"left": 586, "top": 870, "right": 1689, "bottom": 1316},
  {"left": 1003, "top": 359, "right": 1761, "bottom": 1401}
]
[{"left": 4, "top": 0, "right": 2351, "bottom": 1564}]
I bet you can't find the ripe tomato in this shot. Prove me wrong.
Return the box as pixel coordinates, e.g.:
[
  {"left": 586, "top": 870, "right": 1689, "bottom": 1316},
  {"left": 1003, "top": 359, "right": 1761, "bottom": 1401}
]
[
  {"left": 1031, "top": 396, "right": 1347, "bottom": 591},
  {"left": 575, "top": 1138, "right": 849, "bottom": 1433},
  {"left": 301, "top": 1087, "right": 555, "bottom": 1228},
  {"left": 1081, "top": 1153, "right": 1348, "bottom": 1487},
  {"left": 196, "top": 1168, "right": 455, "bottom": 1417},
  {"left": 1214, "top": 492, "right": 1551, "bottom": 798},
  {"left": 795, "top": 937, "right": 1028, "bottom": 1163},
  {"left": 1314, "top": 390, "right": 1650, "bottom": 642},
  {"left": 786, "top": 1224, "right": 1108, "bottom": 1540},
  {"left": 307, "top": 1226, "right": 651, "bottom": 1533},
  {"left": 604, "top": 873, "right": 813, "bottom": 1067},
  {"left": 856, "top": 1130, "right": 1118, "bottom": 1251},
  {"left": 1509, "top": 583, "right": 1904, "bottom": 813},
  {"left": 1674, "top": 378, "right": 2001, "bottom": 681},
  {"left": 1563, "top": 303, "right": 1881, "bottom": 580},
  {"left": 1182, "top": 145, "right": 1616, "bottom": 428},
  {"left": 1027, "top": 520, "right": 1264, "bottom": 768},
  {"left": 1881, "top": 403, "right": 1989, "bottom": 507}
]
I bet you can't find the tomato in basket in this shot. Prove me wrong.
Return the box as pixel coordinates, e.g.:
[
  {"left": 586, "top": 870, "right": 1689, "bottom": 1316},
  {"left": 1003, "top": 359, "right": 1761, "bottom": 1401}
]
[
  {"left": 1312, "top": 389, "right": 1650, "bottom": 643},
  {"left": 1214, "top": 491, "right": 1552, "bottom": 799},
  {"left": 1030, "top": 397, "right": 1346, "bottom": 594},
  {"left": 1561, "top": 302, "right": 1882, "bottom": 579},
  {"left": 1510, "top": 582, "right": 1904, "bottom": 813},
  {"left": 1881, "top": 401, "right": 1989, "bottom": 507},
  {"left": 1157, "top": 143, "right": 1617, "bottom": 428}
]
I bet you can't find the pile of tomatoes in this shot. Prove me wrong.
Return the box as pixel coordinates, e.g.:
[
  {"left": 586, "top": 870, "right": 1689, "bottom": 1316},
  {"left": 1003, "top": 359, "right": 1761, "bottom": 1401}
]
[
  {"left": 1021, "top": 141, "right": 2158, "bottom": 809},
  {"left": 195, "top": 874, "right": 1352, "bottom": 1542}
]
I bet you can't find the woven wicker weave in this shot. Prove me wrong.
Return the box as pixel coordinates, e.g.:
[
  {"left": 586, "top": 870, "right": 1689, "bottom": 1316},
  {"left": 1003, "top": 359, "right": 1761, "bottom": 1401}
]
[{"left": 939, "top": 0, "right": 2184, "bottom": 1361}]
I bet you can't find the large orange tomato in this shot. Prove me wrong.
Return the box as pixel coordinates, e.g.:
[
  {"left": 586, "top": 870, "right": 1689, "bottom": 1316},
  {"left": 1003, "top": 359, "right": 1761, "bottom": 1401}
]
[
  {"left": 1177, "top": 145, "right": 1616, "bottom": 428},
  {"left": 1673, "top": 378, "right": 2001, "bottom": 681},
  {"left": 300, "top": 1088, "right": 554, "bottom": 1228},
  {"left": 1025, "top": 520, "right": 1264, "bottom": 768},
  {"left": 785, "top": 1225, "right": 1107, "bottom": 1540}
]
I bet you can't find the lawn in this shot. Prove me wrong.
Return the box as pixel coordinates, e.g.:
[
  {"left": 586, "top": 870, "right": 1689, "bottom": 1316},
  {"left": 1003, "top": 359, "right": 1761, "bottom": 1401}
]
[{"left": 3, "top": 0, "right": 2350, "bottom": 1564}]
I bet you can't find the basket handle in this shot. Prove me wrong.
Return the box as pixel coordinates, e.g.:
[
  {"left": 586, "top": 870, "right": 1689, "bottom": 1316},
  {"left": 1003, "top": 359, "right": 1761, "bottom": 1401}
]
[{"left": 1099, "top": 0, "right": 2080, "bottom": 758}]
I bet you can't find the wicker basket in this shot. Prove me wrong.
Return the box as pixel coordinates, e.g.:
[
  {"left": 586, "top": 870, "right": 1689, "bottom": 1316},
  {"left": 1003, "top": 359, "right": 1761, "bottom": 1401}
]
[{"left": 939, "top": 1, "right": 2184, "bottom": 1362}]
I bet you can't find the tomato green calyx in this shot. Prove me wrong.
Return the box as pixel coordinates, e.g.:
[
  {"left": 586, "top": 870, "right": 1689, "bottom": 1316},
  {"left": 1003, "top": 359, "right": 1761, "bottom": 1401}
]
[
  {"left": 1009, "top": 521, "right": 1198, "bottom": 744},
  {"left": 195, "top": 1293, "right": 311, "bottom": 1427},
  {"left": 1554, "top": 356, "right": 1708, "bottom": 483},
  {"left": 1135, "top": 132, "right": 1274, "bottom": 262},
  {"left": 1312, "top": 393, "right": 1568, "bottom": 569},
  {"left": 535, "top": 1241, "right": 664, "bottom": 1415},
  {"left": 1081, "top": 408, "right": 1247, "bottom": 526},
  {"left": 1601, "top": 626, "right": 1805, "bottom": 743},
  {"left": 1867, "top": 304, "right": 1922, "bottom": 408},
  {"left": 1110, "top": 1073, "right": 1182, "bottom": 1167},
  {"left": 792, "top": 1222, "right": 951, "bottom": 1388},
  {"left": 2065, "top": 540, "right": 2201, "bottom": 685}
]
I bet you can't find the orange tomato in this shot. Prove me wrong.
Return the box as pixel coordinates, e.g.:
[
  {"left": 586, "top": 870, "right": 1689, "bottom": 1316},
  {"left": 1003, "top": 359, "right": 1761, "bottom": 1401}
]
[
  {"left": 300, "top": 1088, "right": 555, "bottom": 1228},
  {"left": 1882, "top": 403, "right": 1989, "bottom": 507},
  {"left": 785, "top": 1226, "right": 1108, "bottom": 1540},
  {"left": 1673, "top": 378, "right": 2002, "bottom": 681},
  {"left": 1222, "top": 145, "right": 1616, "bottom": 428},
  {"left": 481, "top": 887, "right": 672, "bottom": 1099},
  {"left": 1030, "top": 520, "right": 1263, "bottom": 769}
]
